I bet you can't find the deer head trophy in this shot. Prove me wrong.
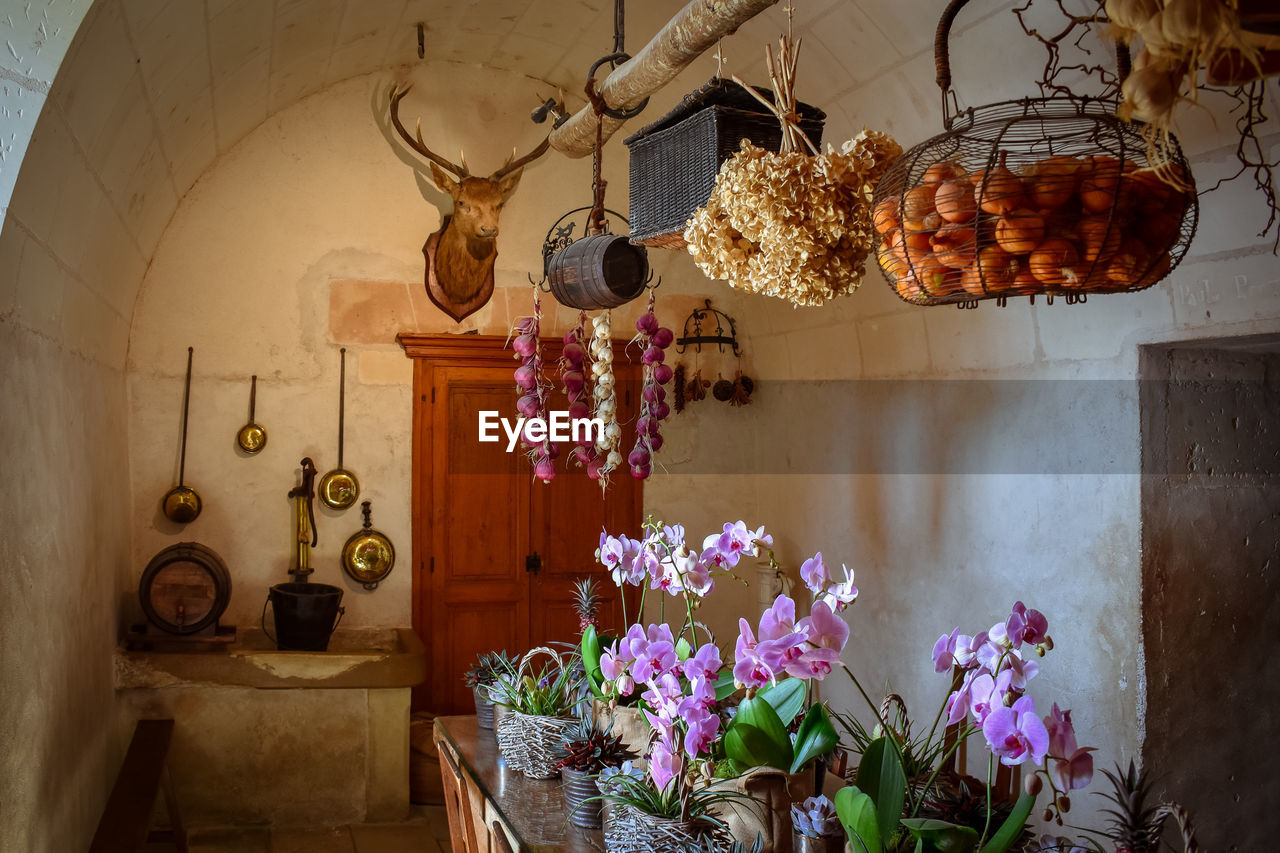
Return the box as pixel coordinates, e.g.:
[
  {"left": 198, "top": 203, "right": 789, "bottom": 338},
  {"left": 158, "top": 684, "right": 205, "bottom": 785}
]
[{"left": 389, "top": 84, "right": 550, "bottom": 322}]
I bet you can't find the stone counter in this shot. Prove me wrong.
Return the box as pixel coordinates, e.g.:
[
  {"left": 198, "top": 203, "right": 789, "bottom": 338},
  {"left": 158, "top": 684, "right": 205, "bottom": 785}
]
[{"left": 115, "top": 627, "right": 425, "bottom": 828}]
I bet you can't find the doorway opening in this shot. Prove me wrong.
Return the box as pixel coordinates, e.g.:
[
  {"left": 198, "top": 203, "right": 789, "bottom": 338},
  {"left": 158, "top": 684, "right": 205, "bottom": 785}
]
[{"left": 1139, "top": 332, "right": 1280, "bottom": 852}]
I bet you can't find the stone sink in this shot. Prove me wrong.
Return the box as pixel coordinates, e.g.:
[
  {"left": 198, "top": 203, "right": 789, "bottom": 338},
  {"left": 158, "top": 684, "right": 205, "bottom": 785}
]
[{"left": 114, "top": 626, "right": 426, "bottom": 690}]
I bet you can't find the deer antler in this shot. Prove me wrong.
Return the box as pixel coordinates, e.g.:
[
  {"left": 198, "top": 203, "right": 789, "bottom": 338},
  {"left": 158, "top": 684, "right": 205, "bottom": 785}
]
[
  {"left": 388, "top": 84, "right": 469, "bottom": 178},
  {"left": 491, "top": 136, "right": 551, "bottom": 180}
]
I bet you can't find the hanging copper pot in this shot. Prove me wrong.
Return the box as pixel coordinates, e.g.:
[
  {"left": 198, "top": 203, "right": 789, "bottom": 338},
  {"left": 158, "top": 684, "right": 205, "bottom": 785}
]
[
  {"left": 162, "top": 347, "right": 202, "bottom": 523},
  {"left": 319, "top": 348, "right": 360, "bottom": 509},
  {"left": 341, "top": 500, "right": 395, "bottom": 590}
]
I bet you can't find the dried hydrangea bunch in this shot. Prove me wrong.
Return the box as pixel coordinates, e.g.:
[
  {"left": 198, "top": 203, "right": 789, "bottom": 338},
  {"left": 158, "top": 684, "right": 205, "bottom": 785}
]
[{"left": 685, "top": 131, "right": 902, "bottom": 307}]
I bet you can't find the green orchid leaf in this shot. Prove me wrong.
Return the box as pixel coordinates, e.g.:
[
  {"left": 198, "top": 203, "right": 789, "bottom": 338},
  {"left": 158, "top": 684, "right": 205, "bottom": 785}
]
[
  {"left": 580, "top": 625, "right": 604, "bottom": 699},
  {"left": 790, "top": 704, "right": 838, "bottom": 775},
  {"left": 854, "top": 736, "right": 907, "bottom": 843},
  {"left": 835, "top": 786, "right": 882, "bottom": 853},
  {"left": 675, "top": 638, "right": 692, "bottom": 661},
  {"left": 755, "top": 678, "right": 805, "bottom": 726},
  {"left": 979, "top": 792, "right": 1035, "bottom": 853},
  {"left": 724, "top": 723, "right": 790, "bottom": 770},
  {"left": 727, "top": 695, "right": 793, "bottom": 769},
  {"left": 900, "top": 819, "right": 980, "bottom": 853},
  {"left": 713, "top": 669, "right": 737, "bottom": 701}
]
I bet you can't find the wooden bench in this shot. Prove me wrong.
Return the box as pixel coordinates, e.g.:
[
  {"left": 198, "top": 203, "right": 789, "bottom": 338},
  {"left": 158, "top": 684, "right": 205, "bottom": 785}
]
[{"left": 89, "top": 719, "right": 187, "bottom": 853}]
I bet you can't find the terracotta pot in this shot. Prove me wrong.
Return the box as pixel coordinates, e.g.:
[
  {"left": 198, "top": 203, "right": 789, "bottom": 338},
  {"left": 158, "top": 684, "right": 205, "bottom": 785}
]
[
  {"left": 474, "top": 685, "right": 495, "bottom": 730},
  {"left": 792, "top": 831, "right": 846, "bottom": 853},
  {"left": 591, "top": 699, "right": 651, "bottom": 756},
  {"left": 561, "top": 767, "right": 603, "bottom": 829}
]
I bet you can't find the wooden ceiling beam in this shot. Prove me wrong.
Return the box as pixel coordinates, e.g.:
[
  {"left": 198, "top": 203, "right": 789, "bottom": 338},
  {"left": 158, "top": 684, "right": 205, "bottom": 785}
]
[{"left": 548, "top": 0, "right": 779, "bottom": 158}]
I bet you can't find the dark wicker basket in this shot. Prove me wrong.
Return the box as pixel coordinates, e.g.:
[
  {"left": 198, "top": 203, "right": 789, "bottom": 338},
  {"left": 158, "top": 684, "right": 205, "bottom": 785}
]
[{"left": 624, "top": 78, "right": 825, "bottom": 249}]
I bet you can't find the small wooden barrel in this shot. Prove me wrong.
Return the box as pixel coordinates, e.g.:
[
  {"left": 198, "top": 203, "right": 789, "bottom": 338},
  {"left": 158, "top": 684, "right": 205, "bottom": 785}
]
[
  {"left": 547, "top": 233, "right": 649, "bottom": 310},
  {"left": 139, "top": 542, "right": 232, "bottom": 635}
]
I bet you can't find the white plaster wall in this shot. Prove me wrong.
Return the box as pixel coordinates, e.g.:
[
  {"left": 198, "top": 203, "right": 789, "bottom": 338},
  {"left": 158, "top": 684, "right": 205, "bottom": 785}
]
[
  {"left": 660, "top": 4, "right": 1280, "bottom": 839},
  {"left": 125, "top": 64, "right": 742, "bottom": 631}
]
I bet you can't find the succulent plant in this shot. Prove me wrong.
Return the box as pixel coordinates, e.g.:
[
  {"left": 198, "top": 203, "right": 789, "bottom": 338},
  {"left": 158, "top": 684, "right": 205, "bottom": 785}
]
[
  {"left": 555, "top": 715, "right": 637, "bottom": 773},
  {"left": 597, "top": 759, "right": 645, "bottom": 792},
  {"left": 791, "top": 795, "right": 841, "bottom": 839},
  {"left": 462, "top": 650, "right": 514, "bottom": 688}
]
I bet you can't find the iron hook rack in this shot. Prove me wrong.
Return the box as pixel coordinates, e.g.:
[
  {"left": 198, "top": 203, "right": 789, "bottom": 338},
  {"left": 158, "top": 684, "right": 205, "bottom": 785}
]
[{"left": 675, "top": 298, "right": 740, "bottom": 356}]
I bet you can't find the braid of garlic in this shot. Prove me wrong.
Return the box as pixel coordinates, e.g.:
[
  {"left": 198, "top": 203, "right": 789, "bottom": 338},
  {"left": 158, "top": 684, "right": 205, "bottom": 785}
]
[{"left": 590, "top": 312, "right": 622, "bottom": 487}]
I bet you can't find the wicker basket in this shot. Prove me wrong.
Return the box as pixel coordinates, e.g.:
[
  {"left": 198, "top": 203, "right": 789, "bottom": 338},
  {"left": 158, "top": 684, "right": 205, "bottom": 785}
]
[
  {"left": 602, "top": 802, "right": 731, "bottom": 853},
  {"left": 495, "top": 710, "right": 575, "bottom": 779},
  {"left": 624, "top": 78, "right": 825, "bottom": 249},
  {"left": 872, "top": 0, "right": 1197, "bottom": 308}
]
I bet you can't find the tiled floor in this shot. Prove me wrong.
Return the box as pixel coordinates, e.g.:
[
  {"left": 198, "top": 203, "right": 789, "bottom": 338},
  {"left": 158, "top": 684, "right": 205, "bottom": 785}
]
[{"left": 172, "top": 805, "right": 452, "bottom": 853}]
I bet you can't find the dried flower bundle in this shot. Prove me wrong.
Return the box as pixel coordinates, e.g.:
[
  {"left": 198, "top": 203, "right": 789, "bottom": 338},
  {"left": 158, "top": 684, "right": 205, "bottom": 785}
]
[{"left": 685, "top": 132, "right": 902, "bottom": 307}]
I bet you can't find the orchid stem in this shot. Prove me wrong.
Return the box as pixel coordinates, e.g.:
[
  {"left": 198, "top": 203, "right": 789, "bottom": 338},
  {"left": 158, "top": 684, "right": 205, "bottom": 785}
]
[{"left": 980, "top": 752, "right": 994, "bottom": 846}]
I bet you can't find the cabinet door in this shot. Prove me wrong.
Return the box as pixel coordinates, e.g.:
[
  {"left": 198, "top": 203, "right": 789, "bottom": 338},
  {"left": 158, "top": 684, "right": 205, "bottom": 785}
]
[{"left": 529, "top": 373, "right": 642, "bottom": 648}]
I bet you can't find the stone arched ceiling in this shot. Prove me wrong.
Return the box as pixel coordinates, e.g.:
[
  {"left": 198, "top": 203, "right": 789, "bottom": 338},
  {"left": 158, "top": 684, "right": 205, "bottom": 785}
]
[{"left": 38, "top": 0, "right": 962, "bottom": 261}]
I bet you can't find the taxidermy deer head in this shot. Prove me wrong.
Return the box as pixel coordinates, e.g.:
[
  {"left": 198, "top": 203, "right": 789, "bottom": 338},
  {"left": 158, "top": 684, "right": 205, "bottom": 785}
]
[{"left": 389, "top": 84, "right": 549, "bottom": 322}]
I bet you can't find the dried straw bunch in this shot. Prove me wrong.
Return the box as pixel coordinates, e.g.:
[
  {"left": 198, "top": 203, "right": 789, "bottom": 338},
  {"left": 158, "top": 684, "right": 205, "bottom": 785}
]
[{"left": 685, "top": 33, "right": 901, "bottom": 307}]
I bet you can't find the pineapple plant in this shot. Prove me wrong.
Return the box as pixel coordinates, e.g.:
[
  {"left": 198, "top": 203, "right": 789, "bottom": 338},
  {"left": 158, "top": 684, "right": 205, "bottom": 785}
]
[
  {"left": 1099, "top": 761, "right": 1163, "bottom": 853},
  {"left": 572, "top": 576, "right": 603, "bottom": 634}
]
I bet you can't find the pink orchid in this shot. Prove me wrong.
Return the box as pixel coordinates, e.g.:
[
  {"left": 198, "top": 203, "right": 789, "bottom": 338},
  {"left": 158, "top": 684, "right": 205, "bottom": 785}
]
[
  {"left": 1003, "top": 650, "right": 1040, "bottom": 690},
  {"left": 733, "top": 618, "right": 804, "bottom": 689},
  {"left": 683, "top": 644, "right": 722, "bottom": 681},
  {"left": 982, "top": 695, "right": 1049, "bottom": 767},
  {"left": 933, "top": 628, "right": 960, "bottom": 674},
  {"left": 631, "top": 640, "right": 676, "bottom": 683},
  {"left": 759, "top": 595, "right": 798, "bottom": 642},
  {"left": 681, "top": 705, "right": 720, "bottom": 756},
  {"left": 968, "top": 670, "right": 1012, "bottom": 726},
  {"left": 1044, "top": 704, "right": 1095, "bottom": 791},
  {"left": 818, "top": 564, "right": 858, "bottom": 612},
  {"left": 1008, "top": 601, "right": 1049, "bottom": 646},
  {"left": 649, "top": 741, "right": 682, "bottom": 792},
  {"left": 954, "top": 631, "right": 985, "bottom": 669},
  {"left": 800, "top": 552, "right": 828, "bottom": 594},
  {"left": 798, "top": 601, "right": 849, "bottom": 653},
  {"left": 784, "top": 647, "right": 841, "bottom": 680}
]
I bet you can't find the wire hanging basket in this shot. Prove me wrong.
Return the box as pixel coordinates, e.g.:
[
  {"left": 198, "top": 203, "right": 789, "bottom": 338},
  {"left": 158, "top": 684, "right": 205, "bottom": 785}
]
[{"left": 871, "top": 0, "right": 1198, "bottom": 308}]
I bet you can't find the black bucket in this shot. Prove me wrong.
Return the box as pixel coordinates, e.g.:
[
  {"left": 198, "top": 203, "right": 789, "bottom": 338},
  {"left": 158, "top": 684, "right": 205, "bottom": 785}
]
[{"left": 262, "top": 582, "right": 344, "bottom": 651}]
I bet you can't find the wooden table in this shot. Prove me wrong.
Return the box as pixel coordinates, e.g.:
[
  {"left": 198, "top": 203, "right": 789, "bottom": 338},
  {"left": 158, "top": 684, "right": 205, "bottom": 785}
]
[{"left": 434, "top": 715, "right": 603, "bottom": 853}]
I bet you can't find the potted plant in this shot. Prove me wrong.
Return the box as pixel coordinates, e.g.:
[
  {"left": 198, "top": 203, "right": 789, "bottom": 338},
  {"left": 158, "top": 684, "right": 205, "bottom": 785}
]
[
  {"left": 462, "top": 650, "right": 514, "bottom": 730},
  {"left": 490, "top": 647, "right": 583, "bottom": 779},
  {"left": 583, "top": 518, "right": 853, "bottom": 852},
  {"left": 555, "top": 716, "right": 638, "bottom": 829},
  {"left": 791, "top": 795, "right": 845, "bottom": 853}
]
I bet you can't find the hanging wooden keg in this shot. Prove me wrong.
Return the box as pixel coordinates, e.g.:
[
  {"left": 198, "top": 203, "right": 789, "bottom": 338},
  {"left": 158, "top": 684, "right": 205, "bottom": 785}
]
[
  {"left": 547, "top": 233, "right": 650, "bottom": 310},
  {"left": 138, "top": 542, "right": 232, "bottom": 635}
]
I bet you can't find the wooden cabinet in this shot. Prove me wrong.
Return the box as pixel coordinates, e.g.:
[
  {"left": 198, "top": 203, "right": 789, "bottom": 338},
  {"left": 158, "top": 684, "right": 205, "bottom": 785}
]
[{"left": 401, "top": 335, "right": 641, "bottom": 714}]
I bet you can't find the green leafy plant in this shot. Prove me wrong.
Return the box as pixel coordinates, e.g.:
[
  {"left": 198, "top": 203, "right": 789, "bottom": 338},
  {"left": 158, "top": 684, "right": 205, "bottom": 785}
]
[
  {"left": 489, "top": 647, "right": 583, "bottom": 717},
  {"left": 722, "top": 679, "right": 839, "bottom": 775},
  {"left": 833, "top": 735, "right": 1032, "bottom": 853}
]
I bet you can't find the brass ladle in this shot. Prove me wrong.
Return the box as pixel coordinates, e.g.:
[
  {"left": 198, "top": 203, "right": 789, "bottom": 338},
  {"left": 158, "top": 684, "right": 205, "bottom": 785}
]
[
  {"left": 319, "top": 348, "right": 359, "bottom": 509},
  {"left": 162, "top": 347, "right": 202, "bottom": 523},
  {"left": 236, "top": 375, "right": 267, "bottom": 454}
]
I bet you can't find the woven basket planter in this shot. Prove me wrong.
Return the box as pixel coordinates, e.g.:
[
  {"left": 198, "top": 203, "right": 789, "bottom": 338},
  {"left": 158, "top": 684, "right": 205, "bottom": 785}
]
[
  {"left": 624, "top": 78, "right": 825, "bottom": 249},
  {"left": 602, "top": 802, "right": 731, "bottom": 853},
  {"left": 495, "top": 710, "right": 575, "bottom": 780}
]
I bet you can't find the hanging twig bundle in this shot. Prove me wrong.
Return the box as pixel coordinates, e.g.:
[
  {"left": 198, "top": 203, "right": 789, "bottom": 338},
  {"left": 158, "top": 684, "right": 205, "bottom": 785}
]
[{"left": 684, "top": 32, "right": 901, "bottom": 307}]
